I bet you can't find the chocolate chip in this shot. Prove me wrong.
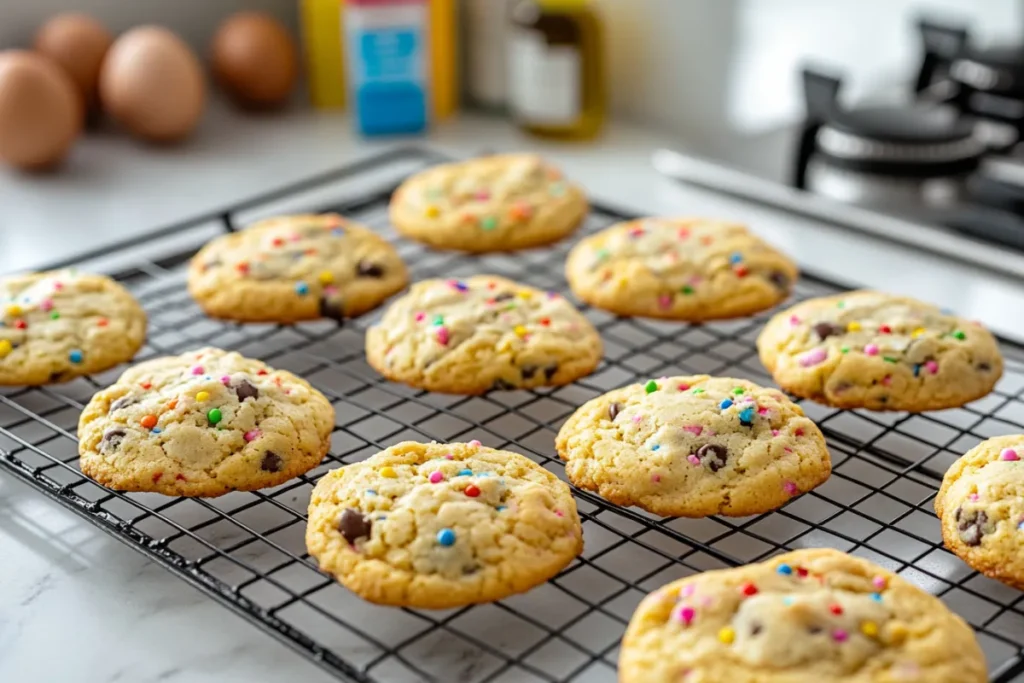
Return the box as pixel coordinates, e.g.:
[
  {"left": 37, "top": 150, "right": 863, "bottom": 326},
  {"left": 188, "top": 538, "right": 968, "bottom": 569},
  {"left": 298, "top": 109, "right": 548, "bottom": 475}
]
[
  {"left": 544, "top": 363, "right": 559, "bottom": 380},
  {"left": 491, "top": 378, "right": 516, "bottom": 390},
  {"left": 978, "top": 362, "right": 992, "bottom": 372},
  {"left": 521, "top": 365, "right": 538, "bottom": 379},
  {"left": 750, "top": 622, "right": 762, "bottom": 636},
  {"left": 234, "top": 380, "right": 259, "bottom": 402},
  {"left": 356, "top": 260, "right": 384, "bottom": 278},
  {"left": 493, "top": 292, "right": 515, "bottom": 302},
  {"left": 260, "top": 451, "right": 283, "bottom": 472},
  {"left": 768, "top": 271, "right": 790, "bottom": 291},
  {"left": 608, "top": 402, "right": 623, "bottom": 421},
  {"left": 808, "top": 626, "right": 823, "bottom": 635},
  {"left": 101, "top": 428, "right": 126, "bottom": 451},
  {"left": 696, "top": 444, "right": 728, "bottom": 472},
  {"left": 957, "top": 508, "right": 989, "bottom": 547},
  {"left": 338, "top": 508, "right": 372, "bottom": 545},
  {"left": 109, "top": 396, "right": 138, "bottom": 412},
  {"left": 319, "top": 296, "right": 346, "bottom": 323},
  {"left": 813, "top": 322, "right": 844, "bottom": 340}
]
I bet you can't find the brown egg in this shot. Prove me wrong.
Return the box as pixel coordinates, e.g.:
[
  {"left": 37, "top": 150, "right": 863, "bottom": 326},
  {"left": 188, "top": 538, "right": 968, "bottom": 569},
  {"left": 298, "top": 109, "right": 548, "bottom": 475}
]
[
  {"left": 100, "top": 26, "right": 206, "bottom": 143},
  {"left": 211, "top": 12, "right": 298, "bottom": 109},
  {"left": 33, "top": 13, "right": 112, "bottom": 110},
  {"left": 0, "top": 50, "right": 81, "bottom": 170}
]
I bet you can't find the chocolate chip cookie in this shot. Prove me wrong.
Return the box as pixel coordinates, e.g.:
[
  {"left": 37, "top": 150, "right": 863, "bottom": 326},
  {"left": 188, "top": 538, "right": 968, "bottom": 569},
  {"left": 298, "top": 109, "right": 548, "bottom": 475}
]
[
  {"left": 555, "top": 375, "right": 831, "bottom": 517},
  {"left": 365, "top": 275, "right": 603, "bottom": 394},
  {"left": 79, "top": 347, "right": 335, "bottom": 497},
  {"left": 566, "top": 217, "right": 798, "bottom": 320},
  {"left": 305, "top": 440, "right": 583, "bottom": 608},
  {"left": 0, "top": 270, "right": 146, "bottom": 385},
  {"left": 758, "top": 291, "right": 1003, "bottom": 411},
  {"left": 619, "top": 548, "right": 986, "bottom": 683},
  {"left": 936, "top": 435, "right": 1024, "bottom": 589},
  {"left": 389, "top": 153, "right": 588, "bottom": 252},
  {"left": 188, "top": 213, "right": 408, "bottom": 323}
]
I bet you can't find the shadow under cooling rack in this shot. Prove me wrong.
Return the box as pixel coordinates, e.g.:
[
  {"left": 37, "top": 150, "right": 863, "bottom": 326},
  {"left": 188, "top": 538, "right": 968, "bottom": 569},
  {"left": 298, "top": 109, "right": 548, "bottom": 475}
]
[{"left": 1, "top": 147, "right": 1023, "bottom": 683}]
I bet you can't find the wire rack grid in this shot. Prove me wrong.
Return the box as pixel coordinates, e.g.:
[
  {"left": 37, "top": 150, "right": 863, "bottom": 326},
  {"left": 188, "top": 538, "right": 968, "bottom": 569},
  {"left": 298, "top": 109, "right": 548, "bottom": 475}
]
[{"left": 1, "top": 148, "right": 1023, "bottom": 683}]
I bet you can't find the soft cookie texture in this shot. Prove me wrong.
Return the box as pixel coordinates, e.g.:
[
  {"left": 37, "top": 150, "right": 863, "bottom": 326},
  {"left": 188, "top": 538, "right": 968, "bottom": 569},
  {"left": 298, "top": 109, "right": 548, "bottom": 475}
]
[
  {"left": 79, "top": 347, "right": 335, "bottom": 497},
  {"left": 758, "top": 291, "right": 1003, "bottom": 411},
  {"left": 366, "top": 275, "right": 602, "bottom": 394},
  {"left": 619, "top": 548, "right": 987, "bottom": 683},
  {"left": 566, "top": 218, "right": 798, "bottom": 320},
  {"left": 936, "top": 435, "right": 1024, "bottom": 589},
  {"left": 0, "top": 270, "right": 146, "bottom": 385},
  {"left": 188, "top": 213, "right": 408, "bottom": 323},
  {"left": 555, "top": 375, "right": 831, "bottom": 517},
  {"left": 389, "top": 153, "right": 587, "bottom": 252},
  {"left": 305, "top": 441, "right": 583, "bottom": 608}
]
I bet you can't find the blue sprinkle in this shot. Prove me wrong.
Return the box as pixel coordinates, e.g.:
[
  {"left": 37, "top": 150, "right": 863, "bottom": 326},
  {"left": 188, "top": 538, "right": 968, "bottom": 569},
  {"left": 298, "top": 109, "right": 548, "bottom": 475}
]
[
  {"left": 151, "top": 427, "right": 162, "bottom": 434},
  {"left": 437, "top": 528, "right": 456, "bottom": 546},
  {"left": 366, "top": 489, "right": 377, "bottom": 496},
  {"left": 68, "top": 349, "right": 83, "bottom": 364},
  {"left": 651, "top": 444, "right": 661, "bottom": 451},
  {"left": 719, "top": 398, "right": 733, "bottom": 410},
  {"left": 295, "top": 281, "right": 310, "bottom": 295},
  {"left": 452, "top": 281, "right": 469, "bottom": 292},
  {"left": 377, "top": 515, "right": 387, "bottom": 520},
  {"left": 782, "top": 597, "right": 794, "bottom": 606},
  {"left": 1018, "top": 520, "right": 1024, "bottom": 531},
  {"left": 776, "top": 563, "right": 793, "bottom": 576},
  {"left": 739, "top": 407, "right": 755, "bottom": 425},
  {"left": 913, "top": 364, "right": 921, "bottom": 377},
  {"left": 729, "top": 252, "right": 743, "bottom": 264},
  {"left": 870, "top": 592, "right": 882, "bottom": 602},
  {"left": 458, "top": 469, "right": 472, "bottom": 476},
  {"left": 496, "top": 505, "right": 507, "bottom": 512}
]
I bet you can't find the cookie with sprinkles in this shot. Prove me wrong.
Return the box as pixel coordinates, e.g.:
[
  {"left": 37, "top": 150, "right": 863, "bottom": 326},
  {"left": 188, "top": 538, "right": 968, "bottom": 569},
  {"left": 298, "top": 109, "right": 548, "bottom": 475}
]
[
  {"left": 555, "top": 375, "right": 831, "bottom": 517},
  {"left": 306, "top": 440, "right": 583, "bottom": 608},
  {"left": 758, "top": 290, "right": 1003, "bottom": 411},
  {"left": 365, "top": 275, "right": 602, "bottom": 394},
  {"left": 0, "top": 270, "right": 146, "bottom": 385},
  {"left": 619, "top": 547, "right": 986, "bottom": 683},
  {"left": 566, "top": 218, "right": 798, "bottom": 321},
  {"left": 388, "top": 153, "right": 587, "bottom": 252},
  {"left": 78, "top": 347, "right": 334, "bottom": 497},
  {"left": 936, "top": 435, "right": 1024, "bottom": 589},
  {"left": 187, "top": 213, "right": 408, "bottom": 323}
]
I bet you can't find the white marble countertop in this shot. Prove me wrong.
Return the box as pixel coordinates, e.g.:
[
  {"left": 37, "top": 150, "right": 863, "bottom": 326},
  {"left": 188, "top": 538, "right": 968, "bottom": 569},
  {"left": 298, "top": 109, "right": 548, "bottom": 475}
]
[{"left": 3, "top": 103, "right": 1024, "bottom": 683}]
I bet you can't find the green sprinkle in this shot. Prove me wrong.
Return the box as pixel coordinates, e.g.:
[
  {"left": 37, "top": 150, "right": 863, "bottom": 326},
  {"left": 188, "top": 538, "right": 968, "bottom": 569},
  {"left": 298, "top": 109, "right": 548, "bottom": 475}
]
[
  {"left": 681, "top": 285, "right": 694, "bottom": 295},
  {"left": 480, "top": 216, "right": 498, "bottom": 231},
  {"left": 644, "top": 380, "right": 658, "bottom": 394},
  {"left": 692, "top": 388, "right": 705, "bottom": 394},
  {"left": 732, "top": 387, "right": 745, "bottom": 395},
  {"left": 841, "top": 346, "right": 850, "bottom": 354},
  {"left": 432, "top": 314, "right": 444, "bottom": 325},
  {"left": 208, "top": 408, "right": 223, "bottom": 425},
  {"left": 836, "top": 301, "right": 846, "bottom": 309},
  {"left": 882, "top": 356, "right": 898, "bottom": 364},
  {"left": 951, "top": 330, "right": 966, "bottom": 340},
  {"left": 50, "top": 312, "right": 60, "bottom": 320}
]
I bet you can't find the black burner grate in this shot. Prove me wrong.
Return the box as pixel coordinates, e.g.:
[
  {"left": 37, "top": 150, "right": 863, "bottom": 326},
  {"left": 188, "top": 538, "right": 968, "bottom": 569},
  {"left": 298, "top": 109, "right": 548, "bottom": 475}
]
[{"left": 2, "top": 148, "right": 1023, "bottom": 683}]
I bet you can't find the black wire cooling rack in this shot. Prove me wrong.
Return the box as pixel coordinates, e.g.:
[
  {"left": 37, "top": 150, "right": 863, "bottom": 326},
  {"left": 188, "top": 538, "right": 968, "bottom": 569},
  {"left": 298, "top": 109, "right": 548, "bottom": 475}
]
[{"left": 2, "top": 147, "right": 1024, "bottom": 683}]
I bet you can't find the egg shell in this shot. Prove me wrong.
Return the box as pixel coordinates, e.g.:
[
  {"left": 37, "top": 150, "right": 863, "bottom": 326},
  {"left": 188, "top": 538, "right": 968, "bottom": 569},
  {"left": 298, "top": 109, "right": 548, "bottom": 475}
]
[
  {"left": 0, "top": 50, "right": 81, "bottom": 170},
  {"left": 211, "top": 12, "right": 298, "bottom": 109},
  {"left": 100, "top": 26, "right": 206, "bottom": 143},
  {"left": 33, "top": 13, "right": 112, "bottom": 110}
]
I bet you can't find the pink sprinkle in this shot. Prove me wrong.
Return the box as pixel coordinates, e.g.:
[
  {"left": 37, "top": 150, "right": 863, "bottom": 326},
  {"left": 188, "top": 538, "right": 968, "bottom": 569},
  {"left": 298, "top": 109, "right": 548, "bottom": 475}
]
[
  {"left": 651, "top": 473, "right": 662, "bottom": 483},
  {"left": 191, "top": 366, "right": 204, "bottom": 375},
  {"left": 415, "top": 312, "right": 425, "bottom": 322},
  {"left": 789, "top": 315, "right": 801, "bottom": 326},
  {"left": 554, "top": 510, "right": 564, "bottom": 517},
  {"left": 757, "top": 407, "right": 769, "bottom": 415},
  {"left": 799, "top": 347, "right": 828, "bottom": 367},
  {"left": 469, "top": 439, "right": 482, "bottom": 446},
  {"left": 475, "top": 190, "right": 490, "bottom": 201},
  {"left": 683, "top": 425, "right": 703, "bottom": 436},
  {"left": 632, "top": 416, "right": 643, "bottom": 424},
  {"left": 872, "top": 576, "right": 887, "bottom": 589},
  {"left": 324, "top": 285, "right": 339, "bottom": 296},
  {"left": 53, "top": 281, "right": 64, "bottom": 291},
  {"left": 40, "top": 299, "right": 53, "bottom": 312},
  {"left": 629, "top": 227, "right": 645, "bottom": 238},
  {"left": 864, "top": 344, "right": 879, "bottom": 356},
  {"left": 772, "top": 429, "right": 780, "bottom": 436},
  {"left": 220, "top": 375, "right": 232, "bottom": 385},
  {"left": 969, "top": 493, "right": 979, "bottom": 501},
  {"left": 687, "top": 454, "right": 701, "bottom": 466},
  {"left": 678, "top": 383, "right": 690, "bottom": 391},
  {"left": 925, "top": 360, "right": 938, "bottom": 375},
  {"left": 784, "top": 447, "right": 793, "bottom": 454},
  {"left": 1001, "top": 448, "right": 1019, "bottom": 461},
  {"left": 795, "top": 428, "right": 804, "bottom": 437},
  {"left": 681, "top": 584, "right": 696, "bottom": 597},
  {"left": 657, "top": 294, "right": 672, "bottom": 310},
  {"left": 675, "top": 605, "right": 696, "bottom": 625},
  {"left": 290, "top": 232, "right": 302, "bottom": 242},
  {"left": 783, "top": 481, "right": 799, "bottom": 496},
  {"left": 882, "top": 375, "right": 892, "bottom": 387},
  {"left": 832, "top": 629, "right": 848, "bottom": 643},
  {"left": 444, "top": 454, "right": 455, "bottom": 460},
  {"left": 436, "top": 326, "right": 450, "bottom": 345},
  {"left": 243, "top": 430, "right": 260, "bottom": 442},
  {"left": 429, "top": 471, "right": 444, "bottom": 483}
]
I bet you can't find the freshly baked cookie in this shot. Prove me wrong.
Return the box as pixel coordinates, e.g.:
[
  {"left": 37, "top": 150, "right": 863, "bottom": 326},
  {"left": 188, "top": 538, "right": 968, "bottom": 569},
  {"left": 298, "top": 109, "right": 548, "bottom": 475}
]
[
  {"left": 79, "top": 347, "right": 335, "bottom": 497},
  {"left": 619, "top": 547, "right": 986, "bottom": 683},
  {"left": 758, "top": 291, "right": 1003, "bottom": 411},
  {"left": 555, "top": 375, "right": 830, "bottom": 517},
  {"left": 366, "top": 275, "right": 602, "bottom": 394},
  {"left": 306, "top": 440, "right": 583, "bottom": 608},
  {"left": 935, "top": 435, "right": 1024, "bottom": 589},
  {"left": 0, "top": 270, "right": 146, "bottom": 385},
  {"left": 566, "top": 218, "right": 798, "bottom": 321},
  {"left": 188, "top": 213, "right": 408, "bottom": 323},
  {"left": 389, "top": 153, "right": 587, "bottom": 252}
]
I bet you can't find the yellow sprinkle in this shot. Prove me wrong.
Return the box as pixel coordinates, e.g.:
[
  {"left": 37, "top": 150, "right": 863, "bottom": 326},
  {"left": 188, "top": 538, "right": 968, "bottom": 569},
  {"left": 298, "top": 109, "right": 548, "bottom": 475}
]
[
  {"left": 0, "top": 339, "right": 11, "bottom": 357},
  {"left": 380, "top": 466, "right": 398, "bottom": 478},
  {"left": 861, "top": 621, "right": 879, "bottom": 637},
  {"left": 911, "top": 327, "right": 926, "bottom": 338},
  {"left": 196, "top": 391, "right": 210, "bottom": 402},
  {"left": 847, "top": 321, "right": 861, "bottom": 332},
  {"left": 318, "top": 271, "right": 334, "bottom": 285},
  {"left": 717, "top": 627, "right": 735, "bottom": 644},
  {"left": 5, "top": 304, "right": 21, "bottom": 317},
  {"left": 513, "top": 325, "right": 528, "bottom": 338},
  {"left": 517, "top": 291, "right": 532, "bottom": 300},
  {"left": 424, "top": 205, "right": 441, "bottom": 218},
  {"left": 617, "top": 277, "right": 629, "bottom": 288}
]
